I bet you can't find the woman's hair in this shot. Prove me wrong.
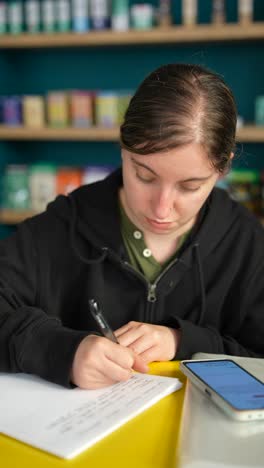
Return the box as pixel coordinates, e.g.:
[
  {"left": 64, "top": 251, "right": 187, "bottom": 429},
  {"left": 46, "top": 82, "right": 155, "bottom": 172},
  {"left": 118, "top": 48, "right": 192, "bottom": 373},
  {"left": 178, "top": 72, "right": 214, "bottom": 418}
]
[{"left": 120, "top": 63, "right": 237, "bottom": 173}]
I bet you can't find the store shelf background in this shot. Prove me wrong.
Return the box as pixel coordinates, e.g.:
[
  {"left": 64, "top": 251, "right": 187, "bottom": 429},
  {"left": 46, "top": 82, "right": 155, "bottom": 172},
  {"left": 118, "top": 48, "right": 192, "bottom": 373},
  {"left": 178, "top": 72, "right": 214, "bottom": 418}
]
[{"left": 0, "top": 0, "right": 263, "bottom": 237}]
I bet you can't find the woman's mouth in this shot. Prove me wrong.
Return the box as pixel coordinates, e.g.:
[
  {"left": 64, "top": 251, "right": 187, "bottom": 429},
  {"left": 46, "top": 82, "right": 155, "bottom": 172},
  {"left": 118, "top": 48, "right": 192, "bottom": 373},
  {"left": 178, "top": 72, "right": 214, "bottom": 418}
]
[{"left": 146, "top": 217, "right": 174, "bottom": 230}]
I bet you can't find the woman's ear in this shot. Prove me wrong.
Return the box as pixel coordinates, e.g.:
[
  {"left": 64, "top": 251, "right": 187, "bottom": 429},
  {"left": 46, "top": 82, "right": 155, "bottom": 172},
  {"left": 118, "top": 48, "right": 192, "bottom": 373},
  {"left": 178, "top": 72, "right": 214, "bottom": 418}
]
[{"left": 217, "top": 152, "right": 234, "bottom": 181}]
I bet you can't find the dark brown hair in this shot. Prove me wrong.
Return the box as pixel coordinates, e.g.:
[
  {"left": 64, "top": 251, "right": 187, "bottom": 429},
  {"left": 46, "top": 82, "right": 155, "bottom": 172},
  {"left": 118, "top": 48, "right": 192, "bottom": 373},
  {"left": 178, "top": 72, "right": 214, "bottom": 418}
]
[{"left": 120, "top": 63, "right": 237, "bottom": 173}]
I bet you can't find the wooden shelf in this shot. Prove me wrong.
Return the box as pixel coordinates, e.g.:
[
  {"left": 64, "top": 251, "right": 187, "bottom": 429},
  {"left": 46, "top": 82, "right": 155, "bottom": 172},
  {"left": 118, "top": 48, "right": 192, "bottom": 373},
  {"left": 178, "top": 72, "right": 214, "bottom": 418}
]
[
  {"left": 0, "top": 125, "right": 120, "bottom": 141},
  {"left": 0, "top": 209, "right": 37, "bottom": 224},
  {"left": 0, "top": 23, "right": 264, "bottom": 49},
  {"left": 0, "top": 125, "right": 263, "bottom": 142},
  {"left": 236, "top": 125, "right": 264, "bottom": 143}
]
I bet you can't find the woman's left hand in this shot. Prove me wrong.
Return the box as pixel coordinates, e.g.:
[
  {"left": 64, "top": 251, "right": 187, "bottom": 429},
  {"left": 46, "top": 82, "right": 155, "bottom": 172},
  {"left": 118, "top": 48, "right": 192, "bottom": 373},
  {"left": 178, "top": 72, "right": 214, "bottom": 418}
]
[{"left": 115, "top": 321, "right": 181, "bottom": 364}]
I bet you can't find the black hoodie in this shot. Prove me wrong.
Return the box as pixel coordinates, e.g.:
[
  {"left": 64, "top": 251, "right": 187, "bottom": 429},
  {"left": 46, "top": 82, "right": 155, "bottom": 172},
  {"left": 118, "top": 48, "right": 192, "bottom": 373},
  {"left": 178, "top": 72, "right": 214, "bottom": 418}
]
[{"left": 0, "top": 169, "right": 263, "bottom": 387}]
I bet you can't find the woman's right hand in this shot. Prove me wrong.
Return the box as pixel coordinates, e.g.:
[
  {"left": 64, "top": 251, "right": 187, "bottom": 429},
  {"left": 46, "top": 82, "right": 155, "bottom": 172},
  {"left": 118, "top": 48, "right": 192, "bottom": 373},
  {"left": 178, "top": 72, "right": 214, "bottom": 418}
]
[{"left": 70, "top": 334, "right": 149, "bottom": 389}]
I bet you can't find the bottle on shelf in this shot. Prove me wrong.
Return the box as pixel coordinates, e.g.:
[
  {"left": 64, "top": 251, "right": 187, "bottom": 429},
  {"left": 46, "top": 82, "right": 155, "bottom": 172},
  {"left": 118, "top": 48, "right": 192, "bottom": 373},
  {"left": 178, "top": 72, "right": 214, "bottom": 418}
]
[
  {"left": 72, "top": 0, "right": 90, "bottom": 33},
  {"left": 130, "top": 3, "right": 154, "bottom": 30},
  {"left": 24, "top": 0, "right": 41, "bottom": 33},
  {"left": 182, "top": 0, "right": 197, "bottom": 27},
  {"left": 90, "top": 0, "right": 111, "bottom": 30},
  {"left": 111, "top": 0, "right": 129, "bottom": 32},
  {"left": 158, "top": 0, "right": 172, "bottom": 28},
  {"left": 0, "top": 2, "right": 7, "bottom": 34},
  {"left": 211, "top": 0, "right": 226, "bottom": 25},
  {"left": 8, "top": 0, "right": 23, "bottom": 34},
  {"left": 41, "top": 0, "right": 56, "bottom": 33},
  {"left": 56, "top": 0, "right": 71, "bottom": 32},
  {"left": 238, "top": 0, "right": 253, "bottom": 25}
]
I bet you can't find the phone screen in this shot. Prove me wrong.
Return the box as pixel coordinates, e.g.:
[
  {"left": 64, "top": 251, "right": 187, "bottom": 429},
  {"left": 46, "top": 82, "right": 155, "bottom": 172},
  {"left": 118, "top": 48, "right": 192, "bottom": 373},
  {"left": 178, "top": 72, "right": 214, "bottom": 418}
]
[{"left": 185, "top": 360, "right": 264, "bottom": 411}]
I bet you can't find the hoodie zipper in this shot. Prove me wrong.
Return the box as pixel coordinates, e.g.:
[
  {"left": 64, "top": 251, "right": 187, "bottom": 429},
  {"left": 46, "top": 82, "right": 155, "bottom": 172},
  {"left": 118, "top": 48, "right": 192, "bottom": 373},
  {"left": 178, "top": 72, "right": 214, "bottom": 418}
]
[{"left": 121, "top": 257, "right": 179, "bottom": 323}]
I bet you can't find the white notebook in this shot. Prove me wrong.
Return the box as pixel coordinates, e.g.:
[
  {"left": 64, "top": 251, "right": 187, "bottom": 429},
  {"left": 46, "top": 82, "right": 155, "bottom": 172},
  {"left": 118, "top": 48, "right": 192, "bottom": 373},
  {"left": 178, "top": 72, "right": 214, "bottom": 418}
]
[{"left": 0, "top": 371, "right": 182, "bottom": 459}]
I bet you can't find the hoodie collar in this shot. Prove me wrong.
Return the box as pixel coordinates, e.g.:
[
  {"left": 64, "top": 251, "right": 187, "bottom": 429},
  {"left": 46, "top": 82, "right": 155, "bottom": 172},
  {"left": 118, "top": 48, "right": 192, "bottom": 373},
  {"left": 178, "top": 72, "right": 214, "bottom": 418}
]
[{"left": 49, "top": 168, "right": 239, "bottom": 263}]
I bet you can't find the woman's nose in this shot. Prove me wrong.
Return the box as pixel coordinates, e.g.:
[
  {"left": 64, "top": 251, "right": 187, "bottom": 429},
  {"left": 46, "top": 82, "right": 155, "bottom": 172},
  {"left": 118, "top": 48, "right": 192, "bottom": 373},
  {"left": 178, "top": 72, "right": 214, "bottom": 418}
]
[{"left": 151, "top": 190, "right": 174, "bottom": 220}]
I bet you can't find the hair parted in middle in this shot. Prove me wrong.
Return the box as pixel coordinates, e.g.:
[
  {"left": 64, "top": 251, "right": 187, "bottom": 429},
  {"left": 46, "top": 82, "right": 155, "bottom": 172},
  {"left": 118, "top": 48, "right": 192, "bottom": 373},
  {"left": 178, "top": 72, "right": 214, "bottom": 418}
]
[{"left": 120, "top": 63, "right": 237, "bottom": 173}]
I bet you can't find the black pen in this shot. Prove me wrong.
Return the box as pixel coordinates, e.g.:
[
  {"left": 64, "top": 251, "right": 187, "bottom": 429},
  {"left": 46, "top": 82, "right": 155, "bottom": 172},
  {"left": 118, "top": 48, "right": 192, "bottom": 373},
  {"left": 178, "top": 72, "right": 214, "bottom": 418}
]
[{"left": 88, "top": 299, "right": 119, "bottom": 344}]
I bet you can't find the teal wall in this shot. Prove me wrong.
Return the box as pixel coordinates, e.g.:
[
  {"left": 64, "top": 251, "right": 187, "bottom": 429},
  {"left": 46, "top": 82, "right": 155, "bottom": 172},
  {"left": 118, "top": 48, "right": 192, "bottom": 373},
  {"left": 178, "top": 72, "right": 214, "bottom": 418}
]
[{"left": 0, "top": 0, "right": 264, "bottom": 237}]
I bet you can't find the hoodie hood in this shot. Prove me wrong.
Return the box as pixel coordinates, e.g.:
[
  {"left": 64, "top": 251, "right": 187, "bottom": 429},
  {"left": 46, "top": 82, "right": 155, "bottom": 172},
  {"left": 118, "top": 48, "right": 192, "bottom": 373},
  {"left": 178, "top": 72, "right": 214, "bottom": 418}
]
[{"left": 47, "top": 167, "right": 241, "bottom": 267}]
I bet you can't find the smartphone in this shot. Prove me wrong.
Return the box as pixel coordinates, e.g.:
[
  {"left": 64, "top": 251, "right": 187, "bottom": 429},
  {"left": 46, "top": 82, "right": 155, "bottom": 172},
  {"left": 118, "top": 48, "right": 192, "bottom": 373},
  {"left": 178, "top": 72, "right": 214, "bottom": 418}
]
[{"left": 180, "top": 359, "right": 264, "bottom": 421}]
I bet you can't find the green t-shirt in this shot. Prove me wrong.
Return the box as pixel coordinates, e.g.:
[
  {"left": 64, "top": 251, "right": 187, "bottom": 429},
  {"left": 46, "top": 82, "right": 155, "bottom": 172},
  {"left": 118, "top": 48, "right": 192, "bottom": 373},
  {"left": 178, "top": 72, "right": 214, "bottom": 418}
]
[{"left": 119, "top": 204, "right": 189, "bottom": 282}]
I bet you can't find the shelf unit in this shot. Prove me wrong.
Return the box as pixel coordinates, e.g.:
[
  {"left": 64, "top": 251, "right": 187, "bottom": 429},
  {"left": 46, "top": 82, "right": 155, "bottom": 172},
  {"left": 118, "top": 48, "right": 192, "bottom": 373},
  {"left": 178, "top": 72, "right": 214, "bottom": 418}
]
[
  {"left": 0, "top": 16, "right": 263, "bottom": 227},
  {"left": 0, "top": 125, "right": 263, "bottom": 142},
  {"left": 0, "top": 23, "right": 264, "bottom": 48}
]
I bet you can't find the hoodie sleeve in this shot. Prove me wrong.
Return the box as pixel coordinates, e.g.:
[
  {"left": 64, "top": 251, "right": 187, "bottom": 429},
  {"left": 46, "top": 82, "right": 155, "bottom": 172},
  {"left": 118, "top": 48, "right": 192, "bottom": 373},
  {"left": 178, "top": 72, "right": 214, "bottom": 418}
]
[
  {"left": 174, "top": 259, "right": 264, "bottom": 360},
  {"left": 0, "top": 220, "right": 88, "bottom": 387}
]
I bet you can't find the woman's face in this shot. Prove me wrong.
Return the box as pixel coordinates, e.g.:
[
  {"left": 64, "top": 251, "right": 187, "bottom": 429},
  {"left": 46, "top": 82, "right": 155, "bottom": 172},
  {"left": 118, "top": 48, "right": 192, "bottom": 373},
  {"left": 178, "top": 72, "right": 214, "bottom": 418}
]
[{"left": 120, "top": 143, "right": 220, "bottom": 237}]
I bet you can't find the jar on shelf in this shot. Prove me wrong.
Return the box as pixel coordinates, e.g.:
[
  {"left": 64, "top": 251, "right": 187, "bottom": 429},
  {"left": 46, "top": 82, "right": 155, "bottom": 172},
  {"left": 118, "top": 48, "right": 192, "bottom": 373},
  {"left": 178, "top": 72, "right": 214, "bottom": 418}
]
[
  {"left": 29, "top": 163, "right": 57, "bottom": 213},
  {"left": 2, "top": 164, "right": 30, "bottom": 210}
]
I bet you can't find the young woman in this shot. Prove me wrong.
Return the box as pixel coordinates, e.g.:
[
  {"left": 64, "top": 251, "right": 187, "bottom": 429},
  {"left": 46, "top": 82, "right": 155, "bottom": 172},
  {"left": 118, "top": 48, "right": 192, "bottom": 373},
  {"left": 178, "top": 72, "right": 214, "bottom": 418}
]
[{"left": 0, "top": 64, "right": 263, "bottom": 390}]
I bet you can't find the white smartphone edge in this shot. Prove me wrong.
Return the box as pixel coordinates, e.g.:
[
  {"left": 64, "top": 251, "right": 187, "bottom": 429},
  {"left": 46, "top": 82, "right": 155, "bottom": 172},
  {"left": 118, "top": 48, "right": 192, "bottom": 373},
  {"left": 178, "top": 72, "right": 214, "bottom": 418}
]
[{"left": 180, "top": 359, "right": 264, "bottom": 422}]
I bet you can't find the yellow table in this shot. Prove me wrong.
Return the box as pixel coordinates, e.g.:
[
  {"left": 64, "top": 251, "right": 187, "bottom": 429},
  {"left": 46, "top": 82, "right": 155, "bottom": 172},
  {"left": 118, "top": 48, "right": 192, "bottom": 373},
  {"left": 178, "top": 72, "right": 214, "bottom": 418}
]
[{"left": 1, "top": 362, "right": 186, "bottom": 468}]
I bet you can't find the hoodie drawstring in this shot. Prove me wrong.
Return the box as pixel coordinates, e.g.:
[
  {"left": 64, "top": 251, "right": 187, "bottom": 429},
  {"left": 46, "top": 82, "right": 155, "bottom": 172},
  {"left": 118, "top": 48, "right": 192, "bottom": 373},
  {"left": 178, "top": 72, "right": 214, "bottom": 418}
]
[{"left": 193, "top": 243, "right": 206, "bottom": 325}]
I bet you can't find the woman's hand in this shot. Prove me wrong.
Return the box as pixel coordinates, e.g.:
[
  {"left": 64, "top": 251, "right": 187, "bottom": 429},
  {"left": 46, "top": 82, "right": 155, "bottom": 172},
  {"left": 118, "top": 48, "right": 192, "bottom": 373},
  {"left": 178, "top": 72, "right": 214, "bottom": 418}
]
[
  {"left": 70, "top": 334, "right": 149, "bottom": 389},
  {"left": 115, "top": 322, "right": 181, "bottom": 364}
]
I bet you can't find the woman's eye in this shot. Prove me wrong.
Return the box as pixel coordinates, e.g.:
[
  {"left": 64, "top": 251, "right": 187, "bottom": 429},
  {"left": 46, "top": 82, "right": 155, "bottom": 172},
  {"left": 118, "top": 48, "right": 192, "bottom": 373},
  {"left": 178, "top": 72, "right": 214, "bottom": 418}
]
[
  {"left": 136, "top": 173, "right": 154, "bottom": 183},
  {"left": 180, "top": 186, "right": 201, "bottom": 192}
]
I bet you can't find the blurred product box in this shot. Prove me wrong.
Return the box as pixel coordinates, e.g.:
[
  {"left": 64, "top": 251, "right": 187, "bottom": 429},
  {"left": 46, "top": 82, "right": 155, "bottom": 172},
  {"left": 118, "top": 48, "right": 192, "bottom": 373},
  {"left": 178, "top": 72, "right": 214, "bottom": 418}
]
[
  {"left": 3, "top": 164, "right": 30, "bottom": 210},
  {"left": 23, "top": 95, "right": 45, "bottom": 127},
  {"left": 82, "top": 165, "right": 114, "bottom": 185},
  {"left": 224, "top": 169, "right": 261, "bottom": 216},
  {"left": 70, "top": 91, "right": 93, "bottom": 127},
  {"left": 1, "top": 164, "right": 116, "bottom": 213},
  {"left": 95, "top": 92, "right": 119, "bottom": 127},
  {"left": 255, "top": 96, "right": 264, "bottom": 126},
  {"left": 2, "top": 96, "right": 22, "bottom": 125},
  {"left": 56, "top": 166, "right": 82, "bottom": 195},
  {"left": 47, "top": 92, "right": 69, "bottom": 127},
  {"left": 29, "top": 163, "right": 57, "bottom": 212}
]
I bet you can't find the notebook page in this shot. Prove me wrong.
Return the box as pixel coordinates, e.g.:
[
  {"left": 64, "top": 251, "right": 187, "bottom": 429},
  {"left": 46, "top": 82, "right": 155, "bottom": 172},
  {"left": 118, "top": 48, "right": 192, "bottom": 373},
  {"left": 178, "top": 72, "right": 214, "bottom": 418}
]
[{"left": 0, "top": 372, "right": 182, "bottom": 459}]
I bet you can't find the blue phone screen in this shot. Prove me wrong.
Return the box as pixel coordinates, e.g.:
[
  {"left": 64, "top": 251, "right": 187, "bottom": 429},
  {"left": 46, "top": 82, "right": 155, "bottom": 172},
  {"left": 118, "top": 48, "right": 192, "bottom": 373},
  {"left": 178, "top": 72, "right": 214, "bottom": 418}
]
[{"left": 185, "top": 360, "right": 264, "bottom": 410}]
